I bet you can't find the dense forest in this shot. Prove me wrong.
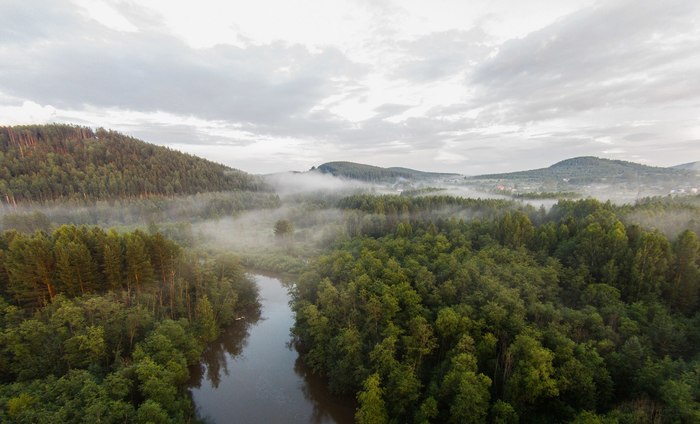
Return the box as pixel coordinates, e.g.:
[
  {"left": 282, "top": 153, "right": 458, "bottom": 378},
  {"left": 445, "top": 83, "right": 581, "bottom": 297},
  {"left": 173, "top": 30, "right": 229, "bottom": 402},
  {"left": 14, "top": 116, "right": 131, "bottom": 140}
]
[
  {"left": 2, "top": 123, "right": 699, "bottom": 423},
  {"left": 0, "top": 225, "right": 258, "bottom": 422},
  {"left": 0, "top": 125, "right": 268, "bottom": 204},
  {"left": 292, "top": 196, "right": 700, "bottom": 423}
]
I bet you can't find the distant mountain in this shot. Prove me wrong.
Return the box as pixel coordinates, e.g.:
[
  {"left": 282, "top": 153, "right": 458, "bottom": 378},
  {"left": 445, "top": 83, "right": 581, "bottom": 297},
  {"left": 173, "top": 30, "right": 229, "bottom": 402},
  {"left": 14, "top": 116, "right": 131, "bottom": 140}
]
[
  {"left": 314, "top": 161, "right": 460, "bottom": 182},
  {"left": 472, "top": 156, "right": 690, "bottom": 184},
  {"left": 673, "top": 161, "right": 700, "bottom": 172},
  {"left": 0, "top": 124, "right": 268, "bottom": 204}
]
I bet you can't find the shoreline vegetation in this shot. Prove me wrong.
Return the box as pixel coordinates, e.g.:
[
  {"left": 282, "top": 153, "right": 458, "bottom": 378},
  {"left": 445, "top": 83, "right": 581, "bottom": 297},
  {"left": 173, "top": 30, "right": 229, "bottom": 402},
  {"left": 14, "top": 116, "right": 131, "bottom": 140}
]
[
  {"left": 0, "top": 225, "right": 259, "bottom": 422},
  {"left": 291, "top": 196, "right": 700, "bottom": 423},
  {"left": 0, "top": 125, "right": 698, "bottom": 423}
]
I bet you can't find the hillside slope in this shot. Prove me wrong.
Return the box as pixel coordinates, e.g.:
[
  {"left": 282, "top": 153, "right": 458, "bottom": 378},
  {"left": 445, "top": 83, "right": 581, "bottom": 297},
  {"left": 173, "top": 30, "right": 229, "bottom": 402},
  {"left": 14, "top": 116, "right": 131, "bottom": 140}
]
[
  {"left": 472, "top": 156, "right": 689, "bottom": 184},
  {"left": 0, "top": 124, "right": 267, "bottom": 203},
  {"left": 673, "top": 161, "right": 700, "bottom": 172},
  {"left": 315, "top": 161, "right": 459, "bottom": 182}
]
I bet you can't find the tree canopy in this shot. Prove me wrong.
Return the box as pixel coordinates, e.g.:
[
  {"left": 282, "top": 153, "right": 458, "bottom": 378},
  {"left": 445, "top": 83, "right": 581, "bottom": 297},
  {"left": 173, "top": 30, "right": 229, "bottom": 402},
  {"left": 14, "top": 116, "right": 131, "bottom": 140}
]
[
  {"left": 0, "top": 124, "right": 270, "bottom": 204},
  {"left": 0, "top": 226, "right": 258, "bottom": 423},
  {"left": 293, "top": 195, "right": 700, "bottom": 423}
]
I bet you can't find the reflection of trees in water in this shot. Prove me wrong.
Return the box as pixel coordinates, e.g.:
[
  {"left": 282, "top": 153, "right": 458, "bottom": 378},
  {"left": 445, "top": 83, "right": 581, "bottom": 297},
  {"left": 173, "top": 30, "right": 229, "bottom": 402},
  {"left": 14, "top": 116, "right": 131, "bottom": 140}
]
[
  {"left": 189, "top": 305, "right": 262, "bottom": 389},
  {"left": 293, "top": 354, "right": 356, "bottom": 424}
]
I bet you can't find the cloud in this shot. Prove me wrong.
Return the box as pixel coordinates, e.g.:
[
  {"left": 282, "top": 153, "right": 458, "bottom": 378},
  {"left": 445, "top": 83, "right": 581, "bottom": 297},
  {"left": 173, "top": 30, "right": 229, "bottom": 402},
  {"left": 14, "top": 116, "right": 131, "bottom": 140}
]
[
  {"left": 0, "top": 0, "right": 77, "bottom": 43},
  {"left": 391, "top": 29, "right": 491, "bottom": 82},
  {"left": 0, "top": 100, "right": 57, "bottom": 124},
  {"left": 0, "top": 1, "right": 365, "bottom": 128},
  {"left": 471, "top": 0, "right": 700, "bottom": 122}
]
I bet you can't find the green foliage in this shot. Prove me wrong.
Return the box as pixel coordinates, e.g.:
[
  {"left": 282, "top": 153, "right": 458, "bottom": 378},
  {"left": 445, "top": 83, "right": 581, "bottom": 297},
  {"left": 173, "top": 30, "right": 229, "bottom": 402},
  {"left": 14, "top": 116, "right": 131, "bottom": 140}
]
[
  {"left": 670, "top": 230, "right": 700, "bottom": 315},
  {"left": 0, "top": 227, "right": 257, "bottom": 423},
  {"left": 0, "top": 124, "right": 270, "bottom": 204},
  {"left": 293, "top": 196, "right": 700, "bottom": 423},
  {"left": 195, "top": 295, "right": 219, "bottom": 342},
  {"left": 504, "top": 334, "right": 558, "bottom": 410},
  {"left": 356, "top": 373, "right": 388, "bottom": 424}
]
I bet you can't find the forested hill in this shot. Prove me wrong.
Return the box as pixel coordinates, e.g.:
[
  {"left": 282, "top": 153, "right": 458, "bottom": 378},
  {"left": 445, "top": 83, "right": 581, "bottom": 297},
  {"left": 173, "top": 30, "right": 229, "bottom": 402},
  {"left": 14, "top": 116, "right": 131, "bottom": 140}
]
[
  {"left": 0, "top": 124, "right": 267, "bottom": 204},
  {"left": 674, "top": 161, "right": 700, "bottom": 172},
  {"left": 315, "top": 161, "right": 460, "bottom": 182},
  {"left": 472, "top": 156, "right": 691, "bottom": 184}
]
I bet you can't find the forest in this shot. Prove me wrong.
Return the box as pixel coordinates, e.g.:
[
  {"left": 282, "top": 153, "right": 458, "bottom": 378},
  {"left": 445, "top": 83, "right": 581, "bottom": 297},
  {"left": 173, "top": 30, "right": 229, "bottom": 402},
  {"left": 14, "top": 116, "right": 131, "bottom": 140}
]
[
  {"left": 0, "top": 225, "right": 258, "bottom": 423},
  {"left": 0, "top": 125, "right": 698, "bottom": 423},
  {"left": 0, "top": 125, "right": 268, "bottom": 204},
  {"left": 292, "top": 196, "right": 700, "bottom": 423},
  {"left": 316, "top": 162, "right": 458, "bottom": 182},
  {"left": 471, "top": 157, "right": 692, "bottom": 185}
]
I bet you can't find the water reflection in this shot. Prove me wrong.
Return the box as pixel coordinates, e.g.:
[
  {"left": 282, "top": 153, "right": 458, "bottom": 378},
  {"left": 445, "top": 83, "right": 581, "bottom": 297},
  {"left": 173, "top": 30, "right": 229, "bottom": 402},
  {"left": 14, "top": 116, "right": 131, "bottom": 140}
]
[
  {"left": 293, "top": 356, "right": 356, "bottom": 424},
  {"left": 188, "top": 274, "right": 355, "bottom": 424},
  {"left": 189, "top": 306, "right": 262, "bottom": 390}
]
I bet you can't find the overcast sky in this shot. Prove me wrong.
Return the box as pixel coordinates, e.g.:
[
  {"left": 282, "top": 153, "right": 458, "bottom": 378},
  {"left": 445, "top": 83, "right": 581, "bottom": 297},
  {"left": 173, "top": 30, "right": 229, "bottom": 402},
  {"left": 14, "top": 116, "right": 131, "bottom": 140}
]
[{"left": 1, "top": 0, "right": 699, "bottom": 175}]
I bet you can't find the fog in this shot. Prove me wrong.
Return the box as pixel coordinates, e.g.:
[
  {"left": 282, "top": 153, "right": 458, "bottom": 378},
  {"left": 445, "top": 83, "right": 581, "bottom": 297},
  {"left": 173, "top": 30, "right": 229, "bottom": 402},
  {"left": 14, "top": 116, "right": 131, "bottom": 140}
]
[
  {"left": 194, "top": 205, "right": 344, "bottom": 250},
  {"left": 264, "top": 172, "right": 374, "bottom": 197},
  {"left": 0, "top": 191, "right": 280, "bottom": 232},
  {"left": 625, "top": 208, "right": 700, "bottom": 239},
  {"left": 3, "top": 171, "right": 699, "bottom": 260}
]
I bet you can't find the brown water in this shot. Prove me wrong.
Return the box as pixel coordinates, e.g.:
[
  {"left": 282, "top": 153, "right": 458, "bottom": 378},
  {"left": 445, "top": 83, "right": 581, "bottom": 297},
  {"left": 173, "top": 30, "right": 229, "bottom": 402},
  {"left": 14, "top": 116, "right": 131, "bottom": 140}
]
[{"left": 188, "top": 274, "right": 356, "bottom": 424}]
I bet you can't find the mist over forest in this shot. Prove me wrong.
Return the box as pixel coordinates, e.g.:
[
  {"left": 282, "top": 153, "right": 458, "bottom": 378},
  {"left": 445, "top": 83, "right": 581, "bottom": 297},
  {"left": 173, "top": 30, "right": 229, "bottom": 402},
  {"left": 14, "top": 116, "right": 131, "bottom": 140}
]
[
  {"left": 0, "top": 125, "right": 698, "bottom": 423},
  {"left": 2, "top": 0, "right": 700, "bottom": 421}
]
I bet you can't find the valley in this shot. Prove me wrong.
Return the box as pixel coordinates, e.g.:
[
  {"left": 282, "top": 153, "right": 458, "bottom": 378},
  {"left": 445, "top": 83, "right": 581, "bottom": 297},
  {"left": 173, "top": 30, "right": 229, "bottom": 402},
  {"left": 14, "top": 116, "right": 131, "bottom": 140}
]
[{"left": 0, "top": 125, "right": 699, "bottom": 423}]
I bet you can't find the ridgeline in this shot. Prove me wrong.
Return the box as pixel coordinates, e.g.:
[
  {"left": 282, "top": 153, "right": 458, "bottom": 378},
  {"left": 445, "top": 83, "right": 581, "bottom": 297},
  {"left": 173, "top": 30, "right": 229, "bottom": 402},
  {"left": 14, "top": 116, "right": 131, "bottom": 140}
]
[
  {"left": 472, "top": 156, "right": 691, "bottom": 184},
  {"left": 0, "top": 124, "right": 268, "bottom": 204},
  {"left": 315, "top": 161, "right": 460, "bottom": 182}
]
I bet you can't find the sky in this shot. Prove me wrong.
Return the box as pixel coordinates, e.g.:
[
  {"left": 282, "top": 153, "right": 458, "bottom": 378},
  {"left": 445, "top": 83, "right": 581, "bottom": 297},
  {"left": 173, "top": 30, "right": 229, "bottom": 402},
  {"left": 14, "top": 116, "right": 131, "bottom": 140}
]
[{"left": 1, "top": 0, "right": 699, "bottom": 175}]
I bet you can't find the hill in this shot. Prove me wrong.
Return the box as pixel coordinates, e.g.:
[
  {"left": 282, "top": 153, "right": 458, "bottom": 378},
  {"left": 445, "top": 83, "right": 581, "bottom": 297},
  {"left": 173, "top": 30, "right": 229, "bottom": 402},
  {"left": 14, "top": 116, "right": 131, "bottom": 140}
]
[
  {"left": 472, "top": 156, "right": 689, "bottom": 184},
  {"left": 673, "top": 161, "right": 700, "bottom": 172},
  {"left": 0, "top": 124, "right": 267, "bottom": 204},
  {"left": 315, "top": 161, "right": 460, "bottom": 182}
]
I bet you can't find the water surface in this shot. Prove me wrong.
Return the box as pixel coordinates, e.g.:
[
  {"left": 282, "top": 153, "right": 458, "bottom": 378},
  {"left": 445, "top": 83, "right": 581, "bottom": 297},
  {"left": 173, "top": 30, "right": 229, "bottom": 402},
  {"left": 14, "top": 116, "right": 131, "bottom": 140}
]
[{"left": 189, "top": 274, "right": 355, "bottom": 424}]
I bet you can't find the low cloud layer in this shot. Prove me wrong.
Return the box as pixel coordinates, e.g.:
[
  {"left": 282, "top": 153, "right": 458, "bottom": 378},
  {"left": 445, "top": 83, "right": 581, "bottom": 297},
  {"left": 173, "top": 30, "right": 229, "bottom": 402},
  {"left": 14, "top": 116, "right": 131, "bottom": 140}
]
[{"left": 1, "top": 0, "right": 698, "bottom": 174}]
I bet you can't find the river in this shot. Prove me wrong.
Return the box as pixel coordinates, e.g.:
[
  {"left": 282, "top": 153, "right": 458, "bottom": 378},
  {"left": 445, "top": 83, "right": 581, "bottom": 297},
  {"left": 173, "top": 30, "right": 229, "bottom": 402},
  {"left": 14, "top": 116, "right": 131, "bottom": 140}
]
[{"left": 188, "top": 274, "right": 356, "bottom": 424}]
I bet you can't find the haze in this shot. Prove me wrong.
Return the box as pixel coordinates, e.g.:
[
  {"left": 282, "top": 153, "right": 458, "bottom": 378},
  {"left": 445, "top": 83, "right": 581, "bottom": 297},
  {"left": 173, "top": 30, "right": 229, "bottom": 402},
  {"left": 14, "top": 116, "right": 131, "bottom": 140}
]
[{"left": 1, "top": 0, "right": 699, "bottom": 174}]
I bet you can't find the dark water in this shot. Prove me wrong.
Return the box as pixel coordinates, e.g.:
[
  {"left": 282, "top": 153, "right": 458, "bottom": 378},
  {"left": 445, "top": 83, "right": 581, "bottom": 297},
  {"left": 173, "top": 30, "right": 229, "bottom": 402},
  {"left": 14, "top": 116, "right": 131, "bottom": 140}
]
[{"left": 188, "top": 274, "right": 356, "bottom": 424}]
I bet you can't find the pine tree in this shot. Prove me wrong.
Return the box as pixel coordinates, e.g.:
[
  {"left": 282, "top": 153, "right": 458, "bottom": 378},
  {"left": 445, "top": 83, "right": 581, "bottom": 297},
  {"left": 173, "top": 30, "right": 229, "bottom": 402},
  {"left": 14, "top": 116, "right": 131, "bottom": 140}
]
[
  {"left": 103, "top": 231, "right": 125, "bottom": 290},
  {"left": 125, "top": 232, "right": 154, "bottom": 298},
  {"left": 356, "top": 373, "right": 388, "bottom": 424},
  {"left": 195, "top": 295, "right": 218, "bottom": 342},
  {"left": 670, "top": 230, "right": 700, "bottom": 315}
]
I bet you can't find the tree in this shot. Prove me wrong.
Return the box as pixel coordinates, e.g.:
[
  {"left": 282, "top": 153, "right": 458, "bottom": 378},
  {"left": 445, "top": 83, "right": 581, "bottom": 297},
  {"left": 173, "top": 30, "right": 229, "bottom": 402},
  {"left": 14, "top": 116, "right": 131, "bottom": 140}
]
[
  {"left": 103, "top": 231, "right": 125, "bottom": 290},
  {"left": 504, "top": 335, "right": 558, "bottom": 412},
  {"left": 55, "top": 238, "right": 98, "bottom": 296},
  {"left": 441, "top": 354, "right": 492, "bottom": 424},
  {"left": 274, "top": 219, "right": 294, "bottom": 237},
  {"left": 356, "top": 373, "right": 388, "bottom": 424},
  {"left": 195, "top": 295, "right": 218, "bottom": 342},
  {"left": 4, "top": 232, "right": 56, "bottom": 307},
  {"left": 628, "top": 231, "right": 671, "bottom": 301},
  {"left": 63, "top": 326, "right": 107, "bottom": 369},
  {"left": 124, "top": 232, "right": 154, "bottom": 297},
  {"left": 491, "top": 400, "right": 518, "bottom": 424},
  {"left": 669, "top": 230, "right": 699, "bottom": 315},
  {"left": 136, "top": 399, "right": 170, "bottom": 424}
]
